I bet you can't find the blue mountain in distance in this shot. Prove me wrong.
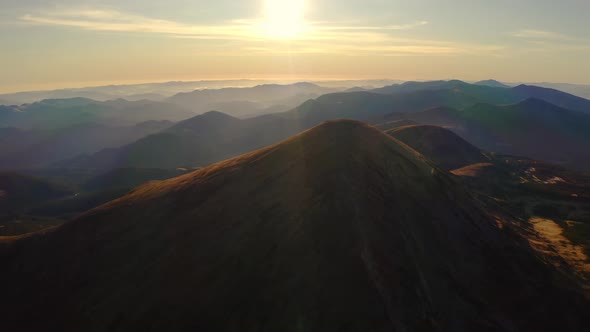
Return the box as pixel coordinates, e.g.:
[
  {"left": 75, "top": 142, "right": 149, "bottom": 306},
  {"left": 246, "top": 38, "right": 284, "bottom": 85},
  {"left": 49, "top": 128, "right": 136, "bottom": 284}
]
[{"left": 56, "top": 81, "right": 590, "bottom": 171}]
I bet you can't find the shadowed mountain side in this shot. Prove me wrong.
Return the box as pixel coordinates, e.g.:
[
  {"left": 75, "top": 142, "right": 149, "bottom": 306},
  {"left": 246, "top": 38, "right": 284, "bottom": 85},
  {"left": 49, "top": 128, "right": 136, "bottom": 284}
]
[
  {"left": 23, "top": 168, "right": 193, "bottom": 222},
  {"left": 387, "top": 125, "right": 489, "bottom": 170},
  {"left": 1, "top": 121, "right": 588, "bottom": 331},
  {"left": 0, "top": 172, "right": 72, "bottom": 214}
]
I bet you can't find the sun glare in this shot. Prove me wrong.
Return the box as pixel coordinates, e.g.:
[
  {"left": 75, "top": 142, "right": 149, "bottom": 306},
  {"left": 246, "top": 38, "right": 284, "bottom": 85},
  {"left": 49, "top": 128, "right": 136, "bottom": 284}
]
[{"left": 263, "top": 0, "right": 306, "bottom": 39}]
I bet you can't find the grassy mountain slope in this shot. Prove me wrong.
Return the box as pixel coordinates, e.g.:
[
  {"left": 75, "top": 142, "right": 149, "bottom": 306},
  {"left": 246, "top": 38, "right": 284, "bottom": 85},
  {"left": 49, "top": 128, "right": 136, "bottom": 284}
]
[{"left": 1, "top": 120, "right": 588, "bottom": 331}]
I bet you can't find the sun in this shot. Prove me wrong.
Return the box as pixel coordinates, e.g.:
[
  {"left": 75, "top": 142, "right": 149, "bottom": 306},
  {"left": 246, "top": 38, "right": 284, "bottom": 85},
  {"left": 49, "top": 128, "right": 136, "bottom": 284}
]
[{"left": 263, "top": 0, "right": 306, "bottom": 39}]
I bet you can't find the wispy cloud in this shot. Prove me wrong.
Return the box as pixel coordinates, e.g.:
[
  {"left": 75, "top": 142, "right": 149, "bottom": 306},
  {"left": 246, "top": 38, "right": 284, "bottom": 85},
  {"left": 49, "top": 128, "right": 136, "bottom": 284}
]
[
  {"left": 313, "top": 21, "right": 429, "bottom": 31},
  {"left": 21, "top": 9, "right": 254, "bottom": 40},
  {"left": 510, "top": 29, "right": 590, "bottom": 54},
  {"left": 19, "top": 8, "right": 500, "bottom": 57},
  {"left": 512, "top": 29, "right": 573, "bottom": 41}
]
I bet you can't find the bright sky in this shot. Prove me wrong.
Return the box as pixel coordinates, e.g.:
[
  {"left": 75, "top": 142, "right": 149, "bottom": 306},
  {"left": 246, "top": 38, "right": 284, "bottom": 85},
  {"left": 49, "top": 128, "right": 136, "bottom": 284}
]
[{"left": 1, "top": 0, "right": 589, "bottom": 92}]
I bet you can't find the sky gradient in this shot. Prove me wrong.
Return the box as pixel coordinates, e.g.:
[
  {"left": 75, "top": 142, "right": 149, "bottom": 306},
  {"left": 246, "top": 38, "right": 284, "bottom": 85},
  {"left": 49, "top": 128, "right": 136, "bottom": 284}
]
[{"left": 1, "top": 0, "right": 589, "bottom": 93}]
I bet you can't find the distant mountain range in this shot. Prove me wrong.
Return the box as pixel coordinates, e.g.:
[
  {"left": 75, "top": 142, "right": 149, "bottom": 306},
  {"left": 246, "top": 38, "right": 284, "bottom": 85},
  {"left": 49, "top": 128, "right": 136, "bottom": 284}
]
[
  {"left": 59, "top": 80, "right": 590, "bottom": 171},
  {"left": 0, "top": 98, "right": 194, "bottom": 130},
  {"left": 371, "top": 80, "right": 590, "bottom": 114},
  {"left": 519, "top": 82, "right": 590, "bottom": 100},
  {"left": 165, "top": 82, "right": 339, "bottom": 117},
  {"left": 0, "top": 80, "right": 401, "bottom": 105},
  {"left": 0, "top": 80, "right": 276, "bottom": 104},
  {"left": 3, "top": 79, "right": 590, "bottom": 105}
]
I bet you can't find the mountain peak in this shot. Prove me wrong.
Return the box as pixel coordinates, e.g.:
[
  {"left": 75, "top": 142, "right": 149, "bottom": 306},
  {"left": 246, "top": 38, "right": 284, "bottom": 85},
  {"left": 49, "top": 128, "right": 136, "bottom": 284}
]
[
  {"left": 141, "top": 119, "right": 430, "bottom": 193},
  {"left": 168, "top": 111, "right": 240, "bottom": 133},
  {"left": 475, "top": 79, "right": 510, "bottom": 88},
  {"left": 201, "top": 110, "right": 237, "bottom": 118}
]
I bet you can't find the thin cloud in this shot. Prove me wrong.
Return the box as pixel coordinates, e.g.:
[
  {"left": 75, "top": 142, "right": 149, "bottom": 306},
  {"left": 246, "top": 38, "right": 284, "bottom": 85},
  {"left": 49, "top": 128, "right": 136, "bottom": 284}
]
[
  {"left": 19, "top": 8, "right": 499, "bottom": 56},
  {"left": 314, "top": 21, "right": 429, "bottom": 31},
  {"left": 512, "top": 29, "right": 574, "bottom": 41},
  {"left": 21, "top": 10, "right": 253, "bottom": 40}
]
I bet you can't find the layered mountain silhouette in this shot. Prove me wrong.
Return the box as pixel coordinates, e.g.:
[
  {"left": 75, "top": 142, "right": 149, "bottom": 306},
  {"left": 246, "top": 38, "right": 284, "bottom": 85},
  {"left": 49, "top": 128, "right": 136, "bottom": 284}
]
[
  {"left": 1, "top": 120, "right": 588, "bottom": 331},
  {"left": 59, "top": 111, "right": 304, "bottom": 169},
  {"left": 387, "top": 125, "right": 489, "bottom": 170},
  {"left": 0, "top": 80, "right": 286, "bottom": 104},
  {"left": 64, "top": 82, "right": 590, "bottom": 171}
]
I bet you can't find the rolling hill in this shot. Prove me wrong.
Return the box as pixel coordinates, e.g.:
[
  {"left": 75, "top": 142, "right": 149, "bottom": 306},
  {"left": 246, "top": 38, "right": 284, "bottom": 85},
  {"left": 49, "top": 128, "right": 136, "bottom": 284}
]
[
  {"left": 1, "top": 120, "right": 588, "bottom": 331},
  {"left": 384, "top": 99, "right": 590, "bottom": 171},
  {"left": 387, "top": 125, "right": 489, "bottom": 170}
]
